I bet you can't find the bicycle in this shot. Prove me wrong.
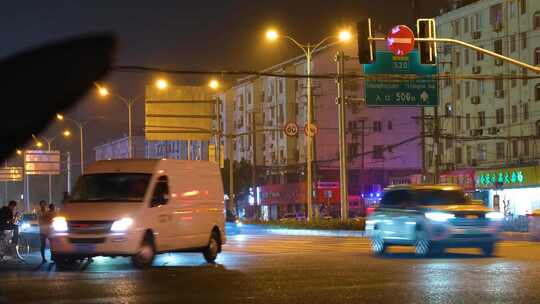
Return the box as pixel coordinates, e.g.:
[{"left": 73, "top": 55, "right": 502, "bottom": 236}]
[{"left": 0, "top": 214, "right": 27, "bottom": 262}]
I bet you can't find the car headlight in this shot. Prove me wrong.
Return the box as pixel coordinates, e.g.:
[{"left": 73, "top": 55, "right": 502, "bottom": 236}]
[
  {"left": 425, "top": 212, "right": 455, "bottom": 222},
  {"left": 21, "top": 222, "right": 31, "bottom": 230},
  {"left": 235, "top": 219, "right": 243, "bottom": 227},
  {"left": 111, "top": 217, "right": 133, "bottom": 232},
  {"left": 52, "top": 217, "right": 68, "bottom": 232},
  {"left": 486, "top": 212, "right": 504, "bottom": 220}
]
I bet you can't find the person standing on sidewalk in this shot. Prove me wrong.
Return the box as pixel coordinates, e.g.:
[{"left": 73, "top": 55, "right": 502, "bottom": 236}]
[{"left": 37, "top": 200, "right": 54, "bottom": 263}]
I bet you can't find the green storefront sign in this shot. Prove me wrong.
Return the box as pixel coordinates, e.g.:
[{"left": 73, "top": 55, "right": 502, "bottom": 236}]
[
  {"left": 363, "top": 51, "right": 438, "bottom": 107},
  {"left": 475, "top": 166, "right": 540, "bottom": 189}
]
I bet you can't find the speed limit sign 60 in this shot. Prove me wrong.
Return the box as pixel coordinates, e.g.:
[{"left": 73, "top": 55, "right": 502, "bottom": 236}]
[{"left": 284, "top": 122, "right": 299, "bottom": 137}]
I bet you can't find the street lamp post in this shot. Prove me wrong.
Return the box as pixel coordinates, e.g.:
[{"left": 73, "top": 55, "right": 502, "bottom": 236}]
[
  {"left": 96, "top": 85, "right": 140, "bottom": 159},
  {"left": 266, "top": 29, "right": 351, "bottom": 222},
  {"left": 56, "top": 114, "right": 97, "bottom": 175},
  {"left": 32, "top": 130, "right": 70, "bottom": 203}
]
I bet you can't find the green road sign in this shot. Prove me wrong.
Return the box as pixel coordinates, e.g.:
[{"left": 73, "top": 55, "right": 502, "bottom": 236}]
[{"left": 364, "top": 51, "right": 438, "bottom": 107}]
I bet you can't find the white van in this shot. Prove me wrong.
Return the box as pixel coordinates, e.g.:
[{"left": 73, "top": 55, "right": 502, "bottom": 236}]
[{"left": 50, "top": 159, "right": 226, "bottom": 268}]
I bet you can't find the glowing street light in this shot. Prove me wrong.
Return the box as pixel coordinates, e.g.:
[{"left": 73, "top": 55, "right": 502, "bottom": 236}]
[
  {"left": 265, "top": 29, "right": 279, "bottom": 41},
  {"left": 98, "top": 86, "right": 109, "bottom": 97},
  {"left": 155, "top": 78, "right": 168, "bottom": 90},
  {"left": 56, "top": 113, "right": 64, "bottom": 121},
  {"left": 63, "top": 130, "right": 71, "bottom": 137},
  {"left": 16, "top": 150, "right": 22, "bottom": 156},
  {"left": 35, "top": 141, "right": 43, "bottom": 148},
  {"left": 338, "top": 30, "right": 352, "bottom": 42},
  {"left": 209, "top": 79, "right": 220, "bottom": 90}
]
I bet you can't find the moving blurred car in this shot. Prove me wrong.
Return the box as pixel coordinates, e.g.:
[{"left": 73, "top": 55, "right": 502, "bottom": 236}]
[
  {"left": 528, "top": 209, "right": 540, "bottom": 240},
  {"left": 19, "top": 213, "right": 39, "bottom": 235},
  {"left": 366, "top": 184, "right": 503, "bottom": 257}
]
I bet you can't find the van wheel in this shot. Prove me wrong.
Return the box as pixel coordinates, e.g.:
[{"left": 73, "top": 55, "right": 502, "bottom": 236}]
[
  {"left": 132, "top": 234, "right": 155, "bottom": 269},
  {"left": 203, "top": 231, "right": 220, "bottom": 263},
  {"left": 415, "top": 230, "right": 433, "bottom": 257}
]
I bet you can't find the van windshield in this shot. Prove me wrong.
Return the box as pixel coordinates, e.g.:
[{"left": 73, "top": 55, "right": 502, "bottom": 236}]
[
  {"left": 414, "top": 189, "right": 467, "bottom": 205},
  {"left": 70, "top": 173, "right": 151, "bottom": 203}
]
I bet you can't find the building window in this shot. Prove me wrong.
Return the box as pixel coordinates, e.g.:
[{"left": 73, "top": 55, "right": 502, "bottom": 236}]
[
  {"left": 511, "top": 71, "right": 517, "bottom": 88},
  {"left": 466, "top": 113, "right": 471, "bottom": 130},
  {"left": 477, "top": 45, "right": 485, "bottom": 61},
  {"left": 510, "top": 35, "right": 516, "bottom": 53},
  {"left": 455, "top": 147, "right": 463, "bottom": 164},
  {"left": 496, "top": 142, "right": 505, "bottom": 160},
  {"left": 387, "top": 121, "right": 393, "bottom": 130},
  {"left": 513, "top": 141, "right": 519, "bottom": 158},
  {"left": 446, "top": 137, "right": 453, "bottom": 150},
  {"left": 278, "top": 79, "right": 284, "bottom": 94},
  {"left": 464, "top": 49, "right": 470, "bottom": 65},
  {"left": 537, "top": 120, "right": 540, "bottom": 137},
  {"left": 523, "top": 67, "right": 528, "bottom": 86},
  {"left": 452, "top": 20, "right": 460, "bottom": 36},
  {"left": 478, "top": 144, "right": 487, "bottom": 161},
  {"left": 494, "top": 39, "right": 503, "bottom": 55},
  {"left": 455, "top": 50, "right": 461, "bottom": 67},
  {"left": 535, "top": 11, "right": 540, "bottom": 29},
  {"left": 495, "top": 77, "right": 504, "bottom": 91},
  {"left": 478, "top": 111, "right": 486, "bottom": 127},
  {"left": 247, "top": 91, "right": 252, "bottom": 104},
  {"left": 478, "top": 79, "right": 485, "bottom": 95},
  {"left": 523, "top": 139, "right": 530, "bottom": 156},
  {"left": 521, "top": 32, "right": 527, "bottom": 49},
  {"left": 456, "top": 116, "right": 462, "bottom": 131},
  {"left": 520, "top": 0, "right": 526, "bottom": 15},
  {"left": 464, "top": 17, "right": 469, "bottom": 33},
  {"left": 496, "top": 108, "right": 504, "bottom": 124},
  {"left": 373, "top": 121, "right": 382, "bottom": 132},
  {"left": 466, "top": 145, "right": 472, "bottom": 164},
  {"left": 456, "top": 82, "right": 461, "bottom": 99},
  {"left": 465, "top": 81, "right": 470, "bottom": 97},
  {"left": 524, "top": 103, "right": 529, "bottom": 120},
  {"left": 536, "top": 84, "right": 540, "bottom": 101},
  {"left": 535, "top": 48, "right": 540, "bottom": 65},
  {"left": 474, "top": 12, "right": 483, "bottom": 30},
  {"left": 511, "top": 0, "right": 517, "bottom": 18},
  {"left": 512, "top": 105, "right": 518, "bottom": 123},
  {"left": 445, "top": 103, "right": 453, "bottom": 116},
  {"left": 373, "top": 145, "right": 384, "bottom": 159}
]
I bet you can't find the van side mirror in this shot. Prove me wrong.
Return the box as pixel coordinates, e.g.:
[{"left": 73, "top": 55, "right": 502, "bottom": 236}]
[{"left": 151, "top": 194, "right": 169, "bottom": 207}]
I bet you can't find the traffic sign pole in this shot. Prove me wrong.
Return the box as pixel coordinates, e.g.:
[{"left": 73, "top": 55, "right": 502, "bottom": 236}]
[{"left": 335, "top": 50, "right": 349, "bottom": 222}]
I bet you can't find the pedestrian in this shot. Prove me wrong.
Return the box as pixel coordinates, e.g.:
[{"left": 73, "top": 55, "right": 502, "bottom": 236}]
[
  {"left": 37, "top": 200, "right": 53, "bottom": 263},
  {"left": 0, "top": 201, "right": 19, "bottom": 246}
]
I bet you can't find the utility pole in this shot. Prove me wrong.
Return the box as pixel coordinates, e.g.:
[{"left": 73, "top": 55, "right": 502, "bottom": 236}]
[
  {"left": 215, "top": 97, "right": 222, "bottom": 166},
  {"left": 228, "top": 136, "right": 235, "bottom": 216},
  {"left": 67, "top": 152, "right": 71, "bottom": 193},
  {"left": 251, "top": 113, "right": 258, "bottom": 219},
  {"left": 335, "top": 50, "right": 349, "bottom": 222},
  {"left": 434, "top": 106, "right": 440, "bottom": 183},
  {"left": 360, "top": 119, "right": 366, "bottom": 194}
]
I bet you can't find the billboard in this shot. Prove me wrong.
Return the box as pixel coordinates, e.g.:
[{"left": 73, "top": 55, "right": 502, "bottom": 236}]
[
  {"left": 145, "top": 85, "right": 216, "bottom": 141},
  {"left": 0, "top": 167, "right": 23, "bottom": 181},
  {"left": 24, "top": 150, "right": 61, "bottom": 175}
]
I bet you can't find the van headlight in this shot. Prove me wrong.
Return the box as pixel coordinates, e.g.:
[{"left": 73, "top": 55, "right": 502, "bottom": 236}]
[
  {"left": 111, "top": 217, "right": 133, "bottom": 232},
  {"left": 52, "top": 217, "right": 68, "bottom": 232},
  {"left": 425, "top": 212, "right": 455, "bottom": 222},
  {"left": 486, "top": 212, "right": 504, "bottom": 220}
]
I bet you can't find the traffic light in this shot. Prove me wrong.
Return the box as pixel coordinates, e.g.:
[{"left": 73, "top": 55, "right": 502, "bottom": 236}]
[
  {"left": 417, "top": 19, "right": 437, "bottom": 64},
  {"left": 357, "top": 18, "right": 376, "bottom": 64}
]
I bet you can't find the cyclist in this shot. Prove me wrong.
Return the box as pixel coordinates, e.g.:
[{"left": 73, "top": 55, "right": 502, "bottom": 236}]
[{"left": 0, "top": 201, "right": 19, "bottom": 246}]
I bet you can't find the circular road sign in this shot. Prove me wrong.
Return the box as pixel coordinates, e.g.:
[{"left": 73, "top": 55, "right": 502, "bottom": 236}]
[
  {"left": 304, "top": 123, "right": 318, "bottom": 137},
  {"left": 386, "top": 25, "right": 415, "bottom": 56},
  {"left": 284, "top": 122, "right": 299, "bottom": 137}
]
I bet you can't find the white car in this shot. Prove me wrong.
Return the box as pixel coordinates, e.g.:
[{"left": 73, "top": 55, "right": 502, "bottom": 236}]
[
  {"left": 50, "top": 159, "right": 226, "bottom": 269},
  {"left": 528, "top": 209, "right": 540, "bottom": 240},
  {"left": 19, "top": 213, "right": 39, "bottom": 235}
]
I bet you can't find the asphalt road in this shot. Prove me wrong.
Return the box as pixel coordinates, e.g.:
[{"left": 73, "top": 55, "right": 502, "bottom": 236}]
[{"left": 1, "top": 227, "right": 540, "bottom": 304}]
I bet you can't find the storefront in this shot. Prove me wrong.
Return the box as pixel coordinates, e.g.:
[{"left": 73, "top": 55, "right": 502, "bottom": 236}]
[{"left": 475, "top": 166, "right": 540, "bottom": 216}]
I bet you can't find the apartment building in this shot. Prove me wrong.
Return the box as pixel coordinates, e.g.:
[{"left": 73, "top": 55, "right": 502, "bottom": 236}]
[{"left": 425, "top": 0, "right": 540, "bottom": 215}]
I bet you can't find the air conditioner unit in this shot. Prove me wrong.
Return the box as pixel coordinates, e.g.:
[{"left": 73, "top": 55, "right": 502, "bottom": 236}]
[
  {"left": 471, "top": 96, "right": 481, "bottom": 104},
  {"left": 471, "top": 31, "right": 481, "bottom": 40},
  {"left": 493, "top": 22, "right": 503, "bottom": 32},
  {"left": 495, "top": 90, "right": 505, "bottom": 98},
  {"left": 472, "top": 65, "right": 481, "bottom": 74},
  {"left": 488, "top": 127, "right": 499, "bottom": 135},
  {"left": 495, "top": 58, "right": 504, "bottom": 66}
]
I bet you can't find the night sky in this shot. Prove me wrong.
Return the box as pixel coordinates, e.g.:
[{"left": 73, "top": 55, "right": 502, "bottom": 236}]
[{"left": 2, "top": 0, "right": 448, "bottom": 166}]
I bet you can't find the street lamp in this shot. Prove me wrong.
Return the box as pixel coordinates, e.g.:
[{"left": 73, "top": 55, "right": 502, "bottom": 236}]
[
  {"left": 155, "top": 78, "right": 168, "bottom": 90},
  {"left": 209, "top": 79, "right": 220, "bottom": 90},
  {"left": 95, "top": 83, "right": 142, "bottom": 159},
  {"left": 32, "top": 130, "right": 71, "bottom": 203},
  {"left": 56, "top": 114, "right": 98, "bottom": 175},
  {"left": 265, "top": 28, "right": 351, "bottom": 222}
]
